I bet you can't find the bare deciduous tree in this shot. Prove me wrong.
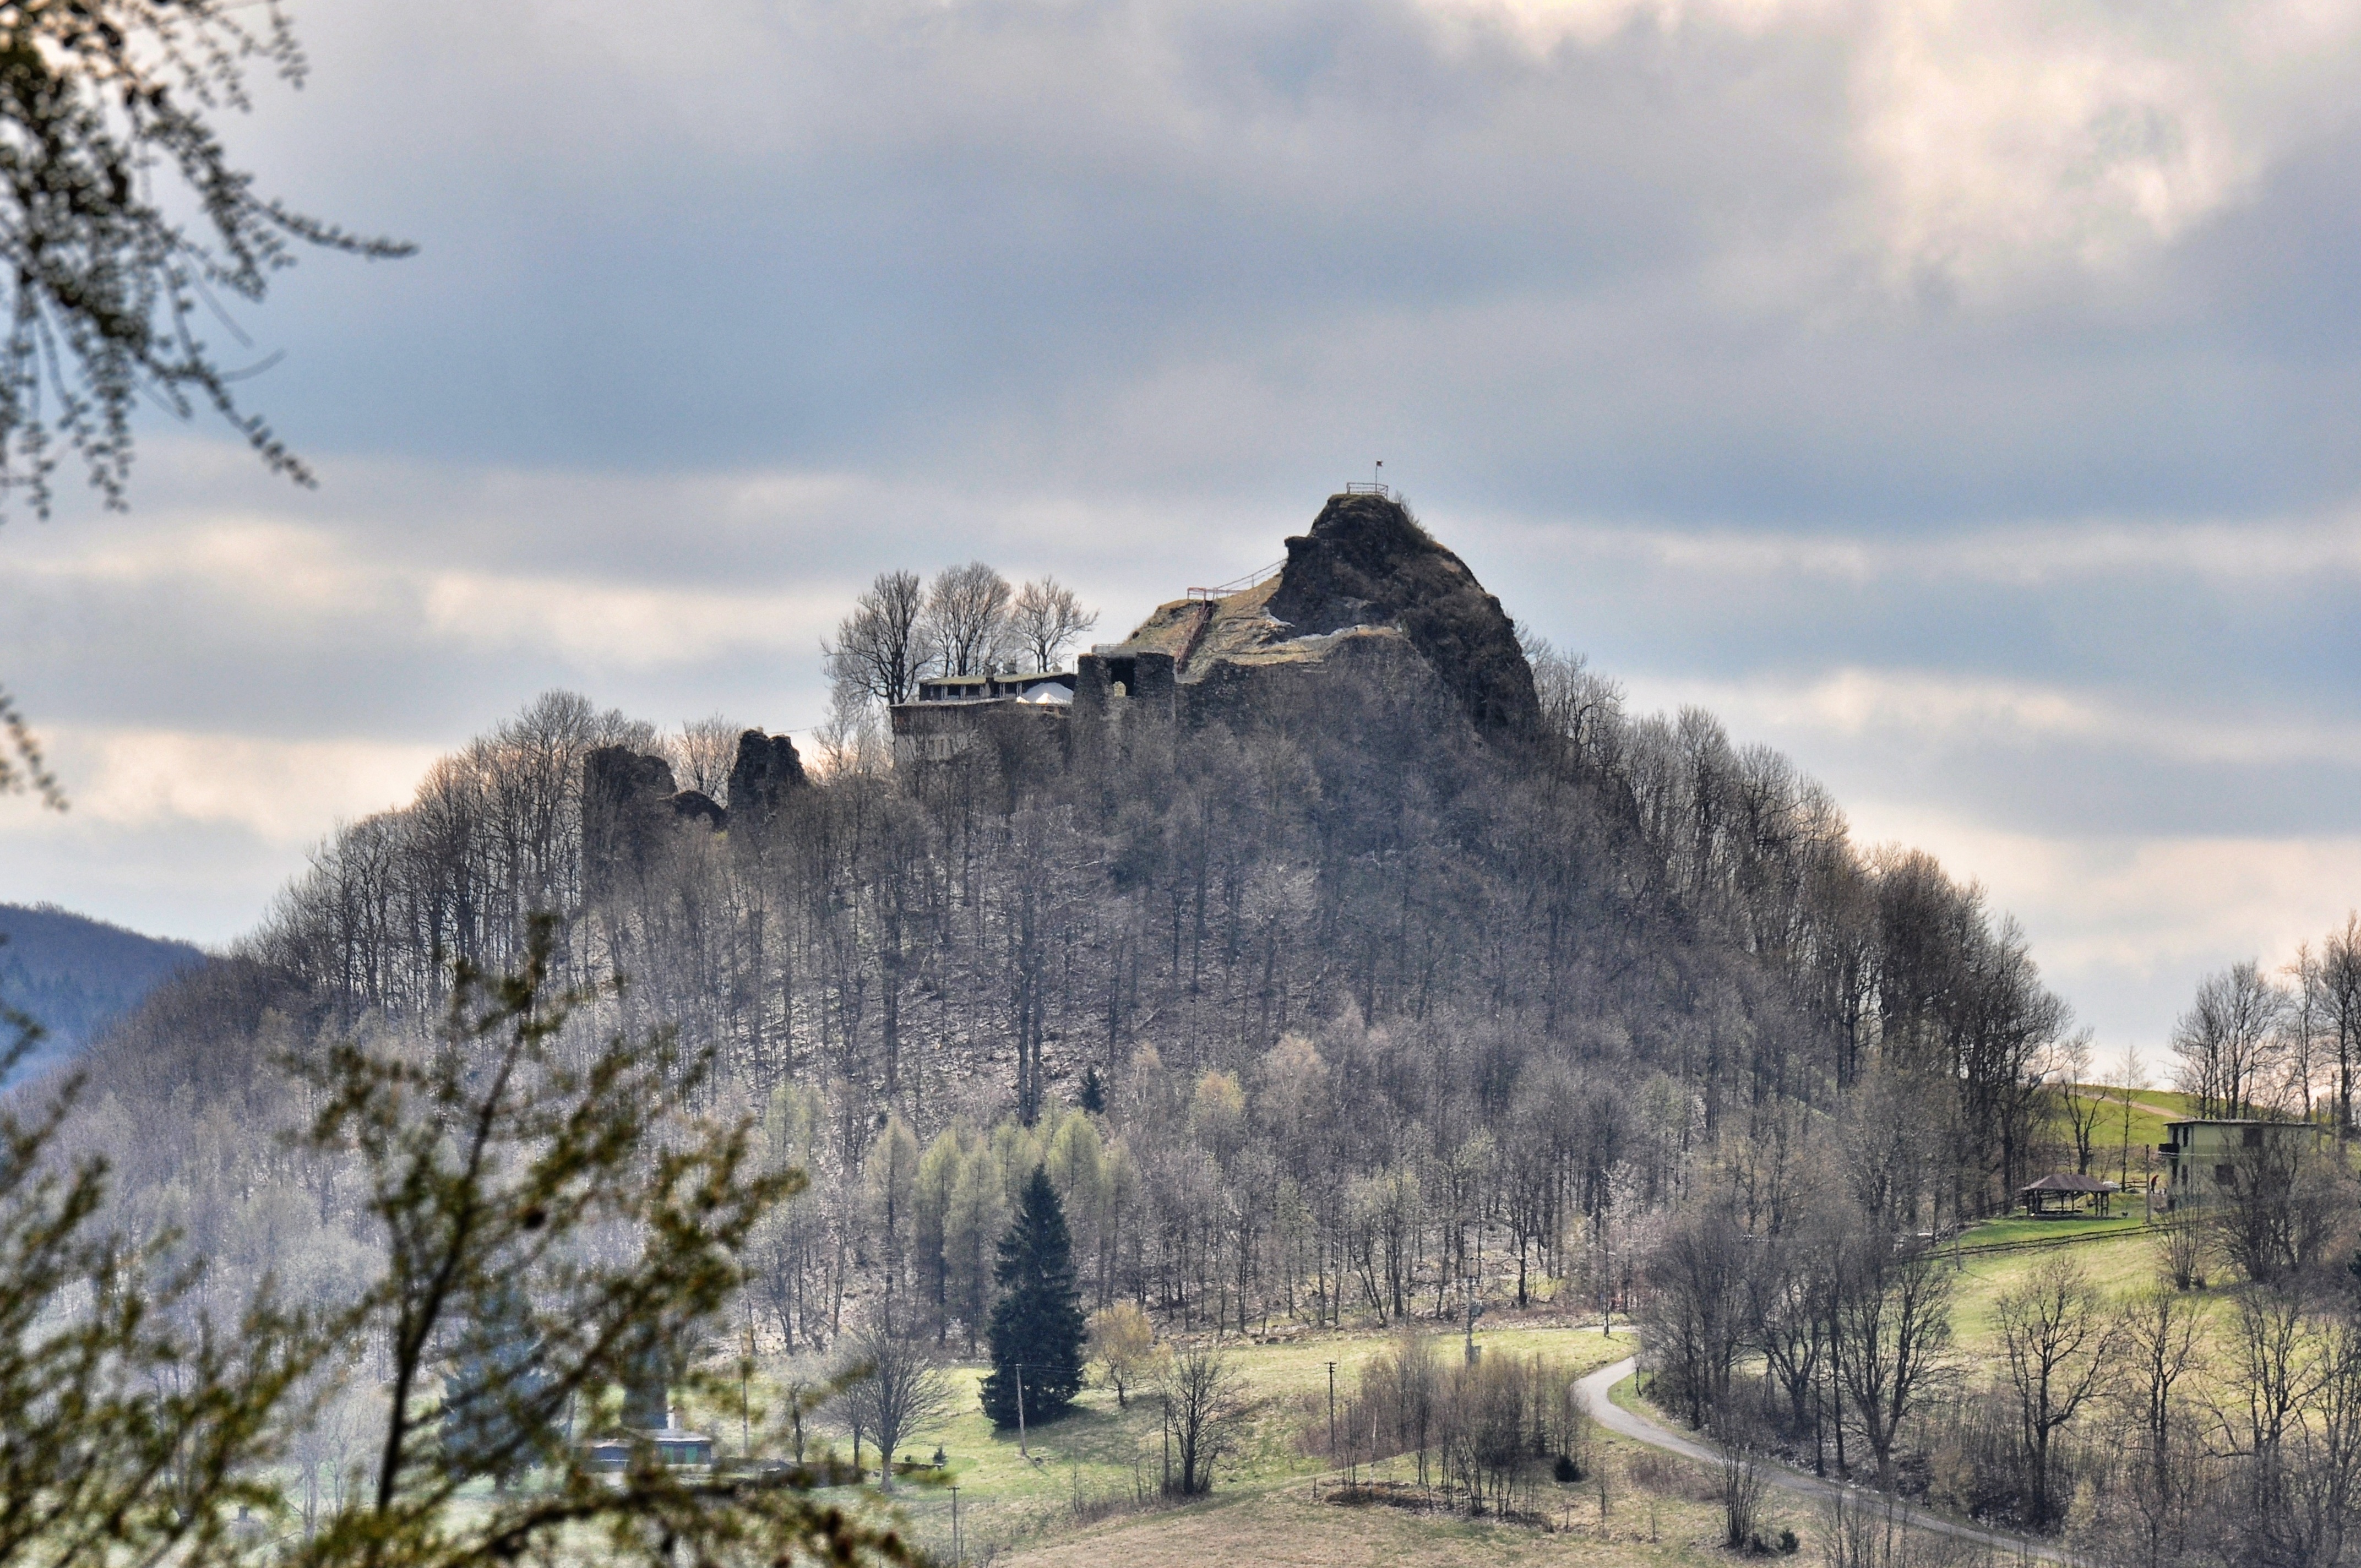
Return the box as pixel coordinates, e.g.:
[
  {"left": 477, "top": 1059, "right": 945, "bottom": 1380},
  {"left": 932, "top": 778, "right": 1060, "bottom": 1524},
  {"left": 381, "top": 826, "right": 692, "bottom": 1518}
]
[
  {"left": 2215, "top": 1286, "right": 2316, "bottom": 1469},
  {"left": 1835, "top": 1240, "right": 1954, "bottom": 1488},
  {"left": 825, "top": 570, "right": 930, "bottom": 709},
  {"left": 2113, "top": 1287, "right": 2207, "bottom": 1506},
  {"left": 2109, "top": 1045, "right": 2150, "bottom": 1192},
  {"left": 2172, "top": 961, "right": 2288, "bottom": 1119},
  {"left": 833, "top": 1325, "right": 956, "bottom": 1490},
  {"left": 1639, "top": 1201, "right": 1749, "bottom": 1429},
  {"left": 2048, "top": 1032, "right": 2106, "bottom": 1176},
  {"left": 2280, "top": 942, "right": 2326, "bottom": 1120},
  {"left": 2326, "top": 913, "right": 2361, "bottom": 1139},
  {"left": 922, "top": 562, "right": 1014, "bottom": 678},
  {"left": 1357, "top": 1324, "right": 1440, "bottom": 1484},
  {"left": 1156, "top": 1344, "right": 1251, "bottom": 1495},
  {"left": 2212, "top": 1131, "right": 2354, "bottom": 1286},
  {"left": 2155, "top": 1214, "right": 2209, "bottom": 1293},
  {"left": 1819, "top": 1488, "right": 1984, "bottom": 1568},
  {"left": 0, "top": 1, "right": 409, "bottom": 520},
  {"left": 1009, "top": 577, "right": 1097, "bottom": 673},
  {"left": 668, "top": 714, "right": 742, "bottom": 801},
  {"left": 1712, "top": 1398, "right": 1770, "bottom": 1550},
  {"left": 1994, "top": 1256, "right": 2117, "bottom": 1525}
]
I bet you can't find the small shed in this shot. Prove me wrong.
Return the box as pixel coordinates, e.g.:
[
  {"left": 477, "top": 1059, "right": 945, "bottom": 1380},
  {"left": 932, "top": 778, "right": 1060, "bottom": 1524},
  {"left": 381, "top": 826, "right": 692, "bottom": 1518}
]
[{"left": 2020, "top": 1173, "right": 2119, "bottom": 1217}]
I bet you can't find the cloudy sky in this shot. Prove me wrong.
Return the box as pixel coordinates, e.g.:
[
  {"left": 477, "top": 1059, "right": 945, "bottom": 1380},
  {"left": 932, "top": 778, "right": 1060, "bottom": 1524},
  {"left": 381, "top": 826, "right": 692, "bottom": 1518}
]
[{"left": 4, "top": 0, "right": 2360, "bottom": 1050}]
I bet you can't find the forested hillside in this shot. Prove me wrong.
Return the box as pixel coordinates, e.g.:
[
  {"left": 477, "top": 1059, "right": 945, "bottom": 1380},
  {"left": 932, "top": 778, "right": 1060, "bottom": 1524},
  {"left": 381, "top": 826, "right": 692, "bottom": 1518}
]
[
  {"left": 63, "top": 494, "right": 2069, "bottom": 1346},
  {"left": 0, "top": 902, "right": 202, "bottom": 1084},
  {"left": 54, "top": 496, "right": 2361, "bottom": 1562}
]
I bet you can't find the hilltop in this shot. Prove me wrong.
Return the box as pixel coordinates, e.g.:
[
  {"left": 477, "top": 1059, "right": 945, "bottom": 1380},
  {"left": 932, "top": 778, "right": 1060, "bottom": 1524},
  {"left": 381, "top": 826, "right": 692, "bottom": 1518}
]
[
  {"left": 1089, "top": 491, "right": 1541, "bottom": 743},
  {"left": 0, "top": 903, "right": 203, "bottom": 1086},
  {"left": 66, "top": 490, "right": 2064, "bottom": 1427}
]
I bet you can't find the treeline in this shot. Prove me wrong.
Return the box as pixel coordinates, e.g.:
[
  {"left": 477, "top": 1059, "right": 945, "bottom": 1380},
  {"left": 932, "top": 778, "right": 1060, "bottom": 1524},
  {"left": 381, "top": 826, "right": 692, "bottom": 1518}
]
[
  {"left": 18, "top": 576, "right": 2071, "bottom": 1487},
  {"left": 0, "top": 918, "right": 909, "bottom": 1568},
  {"left": 0, "top": 902, "right": 202, "bottom": 1080},
  {"left": 66, "top": 548, "right": 2080, "bottom": 1353},
  {"left": 2169, "top": 929, "right": 2361, "bottom": 1126},
  {"left": 1645, "top": 1101, "right": 2361, "bottom": 1559}
]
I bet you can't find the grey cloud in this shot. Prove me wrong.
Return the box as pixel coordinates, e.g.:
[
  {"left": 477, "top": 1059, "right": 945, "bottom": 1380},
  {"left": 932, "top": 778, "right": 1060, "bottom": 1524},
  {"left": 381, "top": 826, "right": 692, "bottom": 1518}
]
[
  {"left": 9, "top": 0, "right": 2361, "bottom": 1039},
  {"left": 177, "top": 0, "right": 2361, "bottom": 530}
]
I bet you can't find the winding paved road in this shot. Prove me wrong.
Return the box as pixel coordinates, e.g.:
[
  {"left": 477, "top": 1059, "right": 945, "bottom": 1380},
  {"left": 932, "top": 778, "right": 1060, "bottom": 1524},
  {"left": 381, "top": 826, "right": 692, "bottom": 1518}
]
[{"left": 1575, "top": 1354, "right": 2080, "bottom": 1565}]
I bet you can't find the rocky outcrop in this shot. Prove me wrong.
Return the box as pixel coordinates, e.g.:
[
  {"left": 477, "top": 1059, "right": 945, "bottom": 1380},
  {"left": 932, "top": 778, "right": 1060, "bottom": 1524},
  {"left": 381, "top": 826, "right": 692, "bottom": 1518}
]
[
  {"left": 726, "top": 730, "right": 806, "bottom": 830},
  {"left": 1078, "top": 492, "right": 1540, "bottom": 745},
  {"left": 1263, "top": 493, "right": 1539, "bottom": 739},
  {"left": 668, "top": 790, "right": 726, "bottom": 831},
  {"left": 583, "top": 747, "right": 727, "bottom": 893},
  {"left": 583, "top": 731, "right": 809, "bottom": 889},
  {"left": 586, "top": 746, "right": 678, "bottom": 807}
]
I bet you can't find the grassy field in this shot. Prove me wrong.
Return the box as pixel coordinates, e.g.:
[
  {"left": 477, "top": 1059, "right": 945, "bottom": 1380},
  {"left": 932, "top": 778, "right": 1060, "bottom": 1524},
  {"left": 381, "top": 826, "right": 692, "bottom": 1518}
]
[
  {"left": 664, "top": 1236, "right": 2227, "bottom": 1567},
  {"left": 1954, "top": 1212, "right": 2145, "bottom": 1250},
  {"left": 996, "top": 1471, "right": 1796, "bottom": 1568},
  {"left": 733, "top": 1232, "right": 2213, "bottom": 1564},
  {"left": 1939, "top": 1213, "right": 2278, "bottom": 1405},
  {"left": 1947, "top": 1223, "right": 2174, "bottom": 1344},
  {"left": 983, "top": 1329, "right": 1818, "bottom": 1568},
  {"left": 676, "top": 1319, "right": 1821, "bottom": 1567},
  {"left": 2129, "top": 1088, "right": 2205, "bottom": 1117},
  {"left": 856, "top": 1322, "right": 1640, "bottom": 1563}
]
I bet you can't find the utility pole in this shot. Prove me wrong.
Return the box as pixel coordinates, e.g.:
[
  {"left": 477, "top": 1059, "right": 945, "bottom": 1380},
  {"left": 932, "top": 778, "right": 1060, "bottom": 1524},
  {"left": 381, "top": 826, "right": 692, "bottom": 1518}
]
[
  {"left": 739, "top": 1302, "right": 753, "bottom": 1455},
  {"left": 1463, "top": 1273, "right": 1480, "bottom": 1363},
  {"left": 1015, "top": 1364, "right": 1028, "bottom": 1458},
  {"left": 1325, "top": 1362, "right": 1337, "bottom": 1470}
]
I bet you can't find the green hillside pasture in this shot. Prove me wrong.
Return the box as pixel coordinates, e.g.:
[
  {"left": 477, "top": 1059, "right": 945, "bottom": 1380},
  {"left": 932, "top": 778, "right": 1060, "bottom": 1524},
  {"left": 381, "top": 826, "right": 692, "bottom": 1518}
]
[
  {"left": 1000, "top": 1471, "right": 1799, "bottom": 1568},
  {"left": 2040, "top": 1086, "right": 2177, "bottom": 1189},
  {"left": 1945, "top": 1223, "right": 2251, "bottom": 1409},
  {"left": 1954, "top": 1212, "right": 2146, "bottom": 1251},
  {"left": 1000, "top": 1336, "right": 1818, "bottom": 1568},
  {"left": 697, "top": 1322, "right": 1641, "bottom": 1566}
]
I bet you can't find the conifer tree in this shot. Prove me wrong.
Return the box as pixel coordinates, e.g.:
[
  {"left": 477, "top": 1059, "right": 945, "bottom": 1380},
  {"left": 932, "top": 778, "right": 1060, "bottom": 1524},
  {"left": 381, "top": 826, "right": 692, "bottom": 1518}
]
[
  {"left": 438, "top": 1281, "right": 554, "bottom": 1489},
  {"left": 979, "top": 1167, "right": 1086, "bottom": 1427}
]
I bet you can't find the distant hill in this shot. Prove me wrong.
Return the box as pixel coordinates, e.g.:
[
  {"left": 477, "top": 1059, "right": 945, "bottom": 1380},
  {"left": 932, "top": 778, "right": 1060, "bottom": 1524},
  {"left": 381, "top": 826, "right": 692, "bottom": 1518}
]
[{"left": 0, "top": 903, "right": 204, "bottom": 1085}]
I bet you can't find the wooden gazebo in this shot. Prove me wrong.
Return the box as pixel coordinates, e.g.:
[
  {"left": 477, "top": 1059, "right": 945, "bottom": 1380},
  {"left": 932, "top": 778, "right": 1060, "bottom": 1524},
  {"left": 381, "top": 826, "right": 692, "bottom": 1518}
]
[{"left": 2020, "top": 1172, "right": 2119, "bottom": 1217}]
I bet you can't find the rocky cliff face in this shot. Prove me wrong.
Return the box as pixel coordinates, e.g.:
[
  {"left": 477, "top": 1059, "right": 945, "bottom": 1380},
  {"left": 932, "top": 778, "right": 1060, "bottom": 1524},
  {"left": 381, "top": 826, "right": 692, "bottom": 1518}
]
[
  {"left": 1263, "top": 493, "right": 1539, "bottom": 740},
  {"left": 581, "top": 732, "right": 806, "bottom": 885},
  {"left": 583, "top": 747, "right": 730, "bottom": 890},
  {"left": 1080, "top": 493, "right": 1540, "bottom": 745},
  {"left": 726, "top": 730, "right": 806, "bottom": 831}
]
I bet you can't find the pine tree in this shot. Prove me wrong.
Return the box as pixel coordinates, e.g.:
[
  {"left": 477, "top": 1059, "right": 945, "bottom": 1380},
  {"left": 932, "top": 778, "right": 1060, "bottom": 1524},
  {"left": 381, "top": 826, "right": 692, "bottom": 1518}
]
[
  {"left": 440, "top": 1281, "right": 557, "bottom": 1488},
  {"left": 979, "top": 1167, "right": 1086, "bottom": 1427}
]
